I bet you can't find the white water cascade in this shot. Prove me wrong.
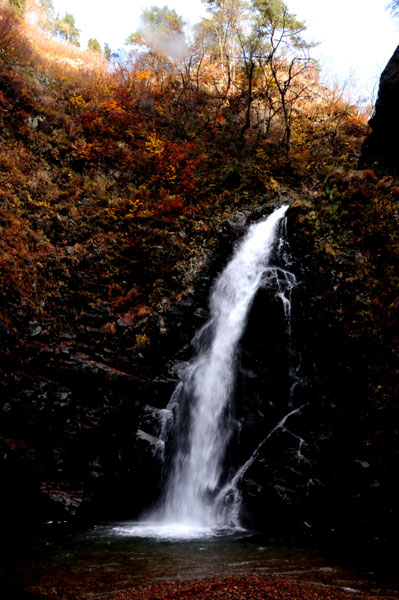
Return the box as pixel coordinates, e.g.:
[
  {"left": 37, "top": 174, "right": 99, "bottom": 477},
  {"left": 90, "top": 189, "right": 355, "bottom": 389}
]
[
  {"left": 158, "top": 205, "right": 293, "bottom": 529},
  {"left": 114, "top": 205, "right": 300, "bottom": 539}
]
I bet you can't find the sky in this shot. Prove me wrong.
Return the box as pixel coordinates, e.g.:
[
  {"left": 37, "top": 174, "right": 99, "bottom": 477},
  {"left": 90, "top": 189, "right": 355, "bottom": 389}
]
[{"left": 50, "top": 0, "right": 399, "bottom": 103}]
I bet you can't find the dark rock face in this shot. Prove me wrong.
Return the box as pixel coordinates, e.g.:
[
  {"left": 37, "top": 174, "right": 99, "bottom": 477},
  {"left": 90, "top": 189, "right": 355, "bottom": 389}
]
[
  {"left": 0, "top": 305, "right": 205, "bottom": 534},
  {"left": 227, "top": 228, "right": 318, "bottom": 540},
  {"left": 0, "top": 207, "right": 254, "bottom": 535},
  {"left": 228, "top": 203, "right": 399, "bottom": 550},
  {"left": 2, "top": 194, "right": 396, "bottom": 552},
  {"left": 233, "top": 291, "right": 313, "bottom": 539},
  {"left": 248, "top": 197, "right": 399, "bottom": 550},
  {"left": 360, "top": 45, "right": 399, "bottom": 173}
]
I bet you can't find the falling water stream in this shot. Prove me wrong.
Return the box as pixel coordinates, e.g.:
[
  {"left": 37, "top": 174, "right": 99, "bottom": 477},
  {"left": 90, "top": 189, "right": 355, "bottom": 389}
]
[
  {"left": 115, "top": 204, "right": 301, "bottom": 539},
  {"left": 159, "top": 205, "right": 292, "bottom": 529}
]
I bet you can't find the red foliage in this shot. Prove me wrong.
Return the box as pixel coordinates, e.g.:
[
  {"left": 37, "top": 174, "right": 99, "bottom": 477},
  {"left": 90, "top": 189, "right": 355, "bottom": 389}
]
[{"left": 117, "top": 575, "right": 378, "bottom": 600}]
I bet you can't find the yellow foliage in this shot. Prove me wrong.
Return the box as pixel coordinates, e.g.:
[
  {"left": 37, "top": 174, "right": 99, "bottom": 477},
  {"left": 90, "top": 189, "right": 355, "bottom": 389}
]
[
  {"left": 125, "top": 198, "right": 143, "bottom": 220},
  {"left": 99, "top": 98, "right": 124, "bottom": 115},
  {"left": 28, "top": 198, "right": 51, "bottom": 209},
  {"left": 145, "top": 133, "right": 165, "bottom": 157},
  {"left": 165, "top": 164, "right": 177, "bottom": 184},
  {"left": 69, "top": 94, "right": 87, "bottom": 108},
  {"left": 136, "top": 70, "right": 151, "bottom": 81},
  {"left": 135, "top": 333, "right": 150, "bottom": 346}
]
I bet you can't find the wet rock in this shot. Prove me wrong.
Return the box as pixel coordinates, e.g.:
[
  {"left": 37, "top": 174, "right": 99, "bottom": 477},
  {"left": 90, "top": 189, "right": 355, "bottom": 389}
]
[
  {"left": 53, "top": 389, "right": 72, "bottom": 406},
  {"left": 60, "top": 333, "right": 76, "bottom": 341},
  {"left": 168, "top": 361, "right": 190, "bottom": 379},
  {"left": 76, "top": 359, "right": 138, "bottom": 382},
  {"left": 280, "top": 198, "right": 399, "bottom": 547},
  {"left": 28, "top": 322, "right": 42, "bottom": 337},
  {"left": 0, "top": 201, "right": 288, "bottom": 532},
  {"left": 40, "top": 482, "right": 84, "bottom": 516},
  {"left": 226, "top": 211, "right": 248, "bottom": 232},
  {"left": 136, "top": 429, "right": 161, "bottom": 447}
]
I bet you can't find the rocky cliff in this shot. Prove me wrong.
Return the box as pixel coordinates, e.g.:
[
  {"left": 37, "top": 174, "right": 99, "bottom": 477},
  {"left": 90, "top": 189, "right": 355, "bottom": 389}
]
[
  {"left": 360, "top": 45, "right": 399, "bottom": 173},
  {"left": 238, "top": 171, "right": 399, "bottom": 549},
  {"left": 0, "top": 203, "right": 270, "bottom": 535}
]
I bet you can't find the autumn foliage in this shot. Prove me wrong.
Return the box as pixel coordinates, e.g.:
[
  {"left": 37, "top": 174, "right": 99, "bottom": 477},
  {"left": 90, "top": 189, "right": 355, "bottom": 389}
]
[
  {"left": 0, "top": 0, "right": 369, "bottom": 347},
  {"left": 121, "top": 576, "right": 377, "bottom": 600}
]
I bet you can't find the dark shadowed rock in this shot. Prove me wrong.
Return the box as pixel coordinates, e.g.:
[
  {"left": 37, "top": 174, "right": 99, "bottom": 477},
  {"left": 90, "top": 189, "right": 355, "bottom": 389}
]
[{"left": 360, "top": 45, "right": 399, "bottom": 173}]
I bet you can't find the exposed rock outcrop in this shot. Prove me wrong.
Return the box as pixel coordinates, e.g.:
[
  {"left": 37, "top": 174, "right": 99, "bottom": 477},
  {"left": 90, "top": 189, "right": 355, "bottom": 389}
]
[
  {"left": 0, "top": 202, "right": 262, "bottom": 534},
  {"left": 360, "top": 45, "right": 399, "bottom": 173}
]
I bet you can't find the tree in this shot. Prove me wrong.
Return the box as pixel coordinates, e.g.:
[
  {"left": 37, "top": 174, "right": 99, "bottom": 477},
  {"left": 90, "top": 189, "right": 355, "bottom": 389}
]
[
  {"left": 104, "top": 43, "right": 112, "bottom": 60},
  {"left": 202, "top": 0, "right": 247, "bottom": 90},
  {"left": 36, "top": 0, "right": 56, "bottom": 33},
  {"left": 388, "top": 1, "right": 399, "bottom": 16},
  {"left": 127, "top": 5, "right": 187, "bottom": 59},
  {"left": 190, "top": 19, "right": 219, "bottom": 88},
  {"left": 53, "top": 13, "right": 80, "bottom": 46},
  {"left": 140, "top": 4, "right": 184, "bottom": 36},
  {"left": 237, "top": 31, "right": 260, "bottom": 137},
  {"left": 38, "top": 0, "right": 54, "bottom": 16},
  {"left": 244, "top": 0, "right": 316, "bottom": 150},
  {"left": 88, "top": 38, "right": 102, "bottom": 53},
  {"left": 8, "top": 0, "right": 25, "bottom": 15},
  {"left": 127, "top": 3, "right": 189, "bottom": 92}
]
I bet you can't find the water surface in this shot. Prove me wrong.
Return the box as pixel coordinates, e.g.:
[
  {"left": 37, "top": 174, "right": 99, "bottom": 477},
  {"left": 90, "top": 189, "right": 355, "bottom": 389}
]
[{"left": 2, "top": 523, "right": 398, "bottom": 598}]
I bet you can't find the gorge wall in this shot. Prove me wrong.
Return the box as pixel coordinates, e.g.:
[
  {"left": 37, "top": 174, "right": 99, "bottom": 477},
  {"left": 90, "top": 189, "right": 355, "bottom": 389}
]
[
  {"left": 0, "top": 205, "right": 257, "bottom": 535},
  {"left": 360, "top": 44, "right": 399, "bottom": 173},
  {"left": 2, "top": 179, "right": 399, "bottom": 555}
]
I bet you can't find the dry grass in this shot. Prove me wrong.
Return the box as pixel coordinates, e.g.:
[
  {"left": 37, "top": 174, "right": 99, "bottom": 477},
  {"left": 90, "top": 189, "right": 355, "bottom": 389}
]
[
  {"left": 0, "top": 0, "right": 33, "bottom": 64},
  {"left": 0, "top": 0, "right": 108, "bottom": 83}
]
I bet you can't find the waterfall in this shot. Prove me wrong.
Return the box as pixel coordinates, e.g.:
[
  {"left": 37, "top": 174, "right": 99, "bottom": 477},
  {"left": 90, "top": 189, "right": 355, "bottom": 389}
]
[
  {"left": 112, "top": 204, "right": 302, "bottom": 539},
  {"left": 149, "top": 205, "right": 293, "bottom": 532}
]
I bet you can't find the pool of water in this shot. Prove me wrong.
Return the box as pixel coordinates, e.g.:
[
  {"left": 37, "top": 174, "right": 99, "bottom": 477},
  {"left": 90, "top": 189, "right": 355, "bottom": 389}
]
[{"left": 1, "top": 522, "right": 398, "bottom": 598}]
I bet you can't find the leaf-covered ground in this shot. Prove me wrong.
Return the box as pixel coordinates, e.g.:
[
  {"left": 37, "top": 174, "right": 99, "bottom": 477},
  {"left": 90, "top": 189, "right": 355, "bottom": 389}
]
[{"left": 115, "top": 576, "right": 389, "bottom": 600}]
